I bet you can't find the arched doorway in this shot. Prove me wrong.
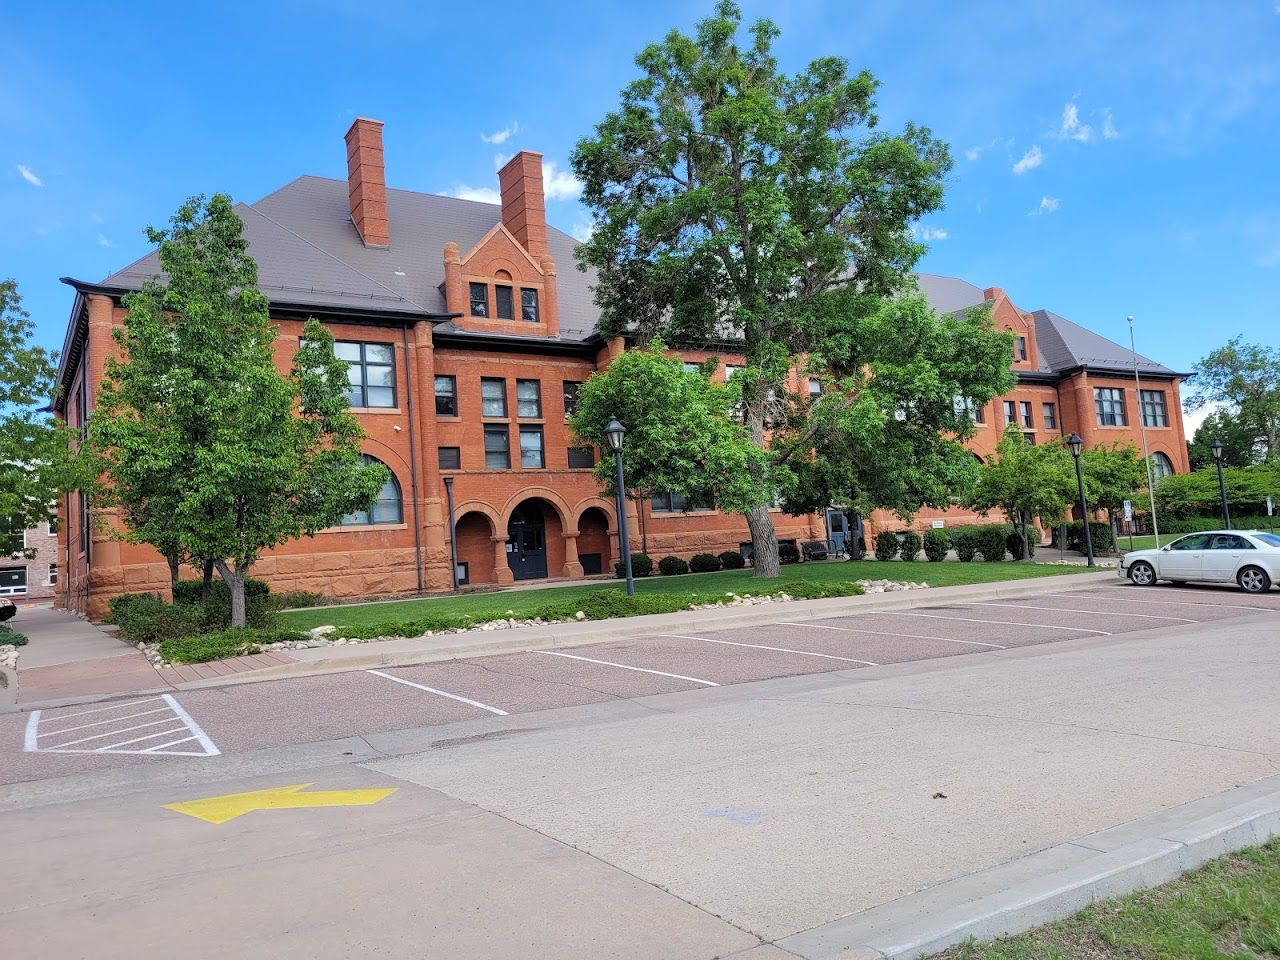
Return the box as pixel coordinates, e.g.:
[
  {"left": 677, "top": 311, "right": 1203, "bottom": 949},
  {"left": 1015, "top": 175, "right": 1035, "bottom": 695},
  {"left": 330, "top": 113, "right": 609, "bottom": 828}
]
[
  {"left": 507, "top": 502, "right": 549, "bottom": 580},
  {"left": 455, "top": 511, "right": 496, "bottom": 586},
  {"left": 577, "top": 507, "right": 612, "bottom": 576}
]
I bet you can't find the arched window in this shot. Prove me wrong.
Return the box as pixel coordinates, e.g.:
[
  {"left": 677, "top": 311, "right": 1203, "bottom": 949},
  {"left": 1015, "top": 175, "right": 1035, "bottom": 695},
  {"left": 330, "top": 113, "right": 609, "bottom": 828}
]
[
  {"left": 341, "top": 455, "right": 403, "bottom": 525},
  {"left": 1149, "top": 452, "right": 1175, "bottom": 483}
]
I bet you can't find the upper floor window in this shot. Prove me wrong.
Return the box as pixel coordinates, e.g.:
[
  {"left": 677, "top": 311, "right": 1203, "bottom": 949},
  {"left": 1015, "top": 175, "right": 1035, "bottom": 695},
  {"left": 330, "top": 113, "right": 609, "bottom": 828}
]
[
  {"left": 1094, "top": 387, "right": 1127, "bottom": 426},
  {"left": 1149, "top": 451, "right": 1175, "bottom": 482},
  {"left": 650, "top": 491, "right": 712, "bottom": 513},
  {"left": 1003, "top": 400, "right": 1017, "bottom": 426},
  {"left": 469, "top": 282, "right": 489, "bottom": 317},
  {"left": 341, "top": 455, "right": 403, "bottom": 526},
  {"left": 563, "top": 381, "right": 582, "bottom": 419},
  {"left": 1042, "top": 402, "right": 1057, "bottom": 430},
  {"left": 1019, "top": 401, "right": 1034, "bottom": 428},
  {"left": 336, "top": 341, "right": 395, "bottom": 408},
  {"left": 567, "top": 446, "right": 595, "bottom": 469},
  {"left": 1140, "top": 389, "right": 1168, "bottom": 427},
  {"left": 521, "top": 288, "right": 539, "bottom": 322},
  {"left": 434, "top": 375, "right": 457, "bottom": 416},
  {"left": 481, "top": 378, "right": 507, "bottom": 418},
  {"left": 516, "top": 379, "right": 542, "bottom": 418},
  {"left": 953, "top": 397, "right": 985, "bottom": 424},
  {"left": 438, "top": 446, "right": 461, "bottom": 470},
  {"left": 519, "top": 426, "right": 545, "bottom": 468},
  {"left": 495, "top": 285, "right": 515, "bottom": 320},
  {"left": 484, "top": 425, "right": 510, "bottom": 469},
  {"left": 1015, "top": 336, "right": 1028, "bottom": 362}
]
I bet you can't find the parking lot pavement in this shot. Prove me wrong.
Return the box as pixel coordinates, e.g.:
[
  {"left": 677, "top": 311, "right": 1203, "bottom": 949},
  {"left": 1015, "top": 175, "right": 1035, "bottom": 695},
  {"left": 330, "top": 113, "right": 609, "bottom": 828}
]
[{"left": 4, "top": 582, "right": 1276, "bottom": 788}]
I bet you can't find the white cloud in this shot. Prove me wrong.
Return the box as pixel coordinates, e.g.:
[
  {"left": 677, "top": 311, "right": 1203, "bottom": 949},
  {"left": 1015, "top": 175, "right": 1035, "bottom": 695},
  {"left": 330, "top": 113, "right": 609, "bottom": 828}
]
[
  {"left": 481, "top": 121, "right": 519, "bottom": 145},
  {"left": 1100, "top": 109, "right": 1119, "bottom": 140},
  {"left": 448, "top": 185, "right": 502, "bottom": 204},
  {"left": 1030, "top": 196, "right": 1060, "bottom": 216},
  {"left": 570, "top": 220, "right": 596, "bottom": 243},
  {"left": 17, "top": 164, "right": 43, "bottom": 187},
  {"left": 90, "top": 212, "right": 104, "bottom": 224},
  {"left": 914, "top": 225, "right": 948, "bottom": 241},
  {"left": 542, "top": 161, "right": 582, "bottom": 201},
  {"left": 97, "top": 233, "right": 116, "bottom": 248},
  {"left": 1012, "top": 145, "right": 1044, "bottom": 174},
  {"left": 1256, "top": 247, "right": 1280, "bottom": 268},
  {"left": 1059, "top": 103, "right": 1095, "bottom": 143}
]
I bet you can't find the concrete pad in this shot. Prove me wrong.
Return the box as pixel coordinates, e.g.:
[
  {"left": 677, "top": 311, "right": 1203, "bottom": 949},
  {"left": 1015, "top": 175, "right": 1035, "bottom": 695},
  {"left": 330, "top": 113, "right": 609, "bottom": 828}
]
[{"left": 8, "top": 605, "right": 137, "bottom": 668}]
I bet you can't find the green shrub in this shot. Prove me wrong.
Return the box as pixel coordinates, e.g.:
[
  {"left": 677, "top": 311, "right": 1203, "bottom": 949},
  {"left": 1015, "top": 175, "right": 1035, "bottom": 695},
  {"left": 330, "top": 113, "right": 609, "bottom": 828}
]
[
  {"left": 1007, "top": 530, "right": 1036, "bottom": 560},
  {"left": 159, "top": 628, "right": 307, "bottom": 664},
  {"left": 107, "top": 591, "right": 161, "bottom": 622},
  {"left": 923, "top": 529, "right": 949, "bottom": 562},
  {"left": 954, "top": 531, "right": 977, "bottom": 563},
  {"left": 110, "top": 595, "right": 204, "bottom": 646},
  {"left": 778, "top": 542, "right": 801, "bottom": 564},
  {"left": 1061, "top": 520, "right": 1114, "bottom": 554},
  {"left": 781, "top": 580, "right": 865, "bottom": 600},
  {"left": 719, "top": 550, "right": 746, "bottom": 570},
  {"left": 975, "top": 526, "right": 1008, "bottom": 562},
  {"left": 1161, "top": 515, "right": 1275, "bottom": 534},
  {"left": 269, "top": 590, "right": 329, "bottom": 610},
  {"left": 0, "top": 624, "right": 28, "bottom": 647},
  {"left": 658, "top": 555, "right": 690, "bottom": 576},
  {"left": 898, "top": 531, "right": 922, "bottom": 562},
  {"left": 874, "top": 531, "right": 899, "bottom": 562},
  {"left": 172, "top": 577, "right": 274, "bottom": 630},
  {"left": 615, "top": 552, "right": 653, "bottom": 578},
  {"left": 690, "top": 553, "right": 722, "bottom": 573}
]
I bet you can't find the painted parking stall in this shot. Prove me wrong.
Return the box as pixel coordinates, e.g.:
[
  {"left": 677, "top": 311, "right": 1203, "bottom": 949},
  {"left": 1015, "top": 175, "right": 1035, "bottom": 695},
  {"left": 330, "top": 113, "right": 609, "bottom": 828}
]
[{"left": 25, "top": 695, "right": 219, "bottom": 757}]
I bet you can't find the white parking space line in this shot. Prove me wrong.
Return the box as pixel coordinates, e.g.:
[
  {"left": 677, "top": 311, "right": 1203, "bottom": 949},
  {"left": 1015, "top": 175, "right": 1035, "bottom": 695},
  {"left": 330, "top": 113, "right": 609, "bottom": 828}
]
[
  {"left": 888, "top": 612, "right": 1113, "bottom": 635},
  {"left": 958, "top": 601, "right": 1196, "bottom": 623},
  {"left": 777, "top": 622, "right": 1005, "bottom": 649},
  {"left": 24, "top": 694, "right": 220, "bottom": 756},
  {"left": 366, "top": 669, "right": 509, "bottom": 716},
  {"left": 657, "top": 634, "right": 879, "bottom": 666},
  {"left": 1045, "top": 591, "right": 1275, "bottom": 613},
  {"left": 536, "top": 650, "right": 720, "bottom": 687}
]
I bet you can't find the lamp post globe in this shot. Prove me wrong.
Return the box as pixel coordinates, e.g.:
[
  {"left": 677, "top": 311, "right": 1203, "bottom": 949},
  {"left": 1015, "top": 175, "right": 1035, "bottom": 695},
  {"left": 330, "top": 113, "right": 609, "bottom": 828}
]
[
  {"left": 605, "top": 418, "right": 626, "bottom": 454},
  {"left": 1067, "top": 432, "right": 1083, "bottom": 458},
  {"left": 1067, "top": 433, "right": 1094, "bottom": 566}
]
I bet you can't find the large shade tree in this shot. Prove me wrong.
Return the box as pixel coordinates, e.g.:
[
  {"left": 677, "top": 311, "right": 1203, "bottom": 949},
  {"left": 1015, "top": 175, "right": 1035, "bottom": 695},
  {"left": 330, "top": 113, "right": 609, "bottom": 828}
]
[
  {"left": 1186, "top": 337, "right": 1280, "bottom": 463},
  {"left": 89, "top": 195, "right": 386, "bottom": 626},
  {"left": 573, "top": 2, "right": 1010, "bottom": 574}
]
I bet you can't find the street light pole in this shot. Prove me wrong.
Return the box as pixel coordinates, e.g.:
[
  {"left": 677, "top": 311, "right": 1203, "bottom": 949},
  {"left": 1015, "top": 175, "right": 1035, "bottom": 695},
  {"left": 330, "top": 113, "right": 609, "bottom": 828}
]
[
  {"left": 1210, "top": 438, "right": 1231, "bottom": 529},
  {"left": 605, "top": 418, "right": 635, "bottom": 596},
  {"left": 1128, "top": 315, "right": 1162, "bottom": 547},
  {"left": 443, "top": 476, "right": 459, "bottom": 591},
  {"left": 1068, "top": 433, "right": 1095, "bottom": 567}
]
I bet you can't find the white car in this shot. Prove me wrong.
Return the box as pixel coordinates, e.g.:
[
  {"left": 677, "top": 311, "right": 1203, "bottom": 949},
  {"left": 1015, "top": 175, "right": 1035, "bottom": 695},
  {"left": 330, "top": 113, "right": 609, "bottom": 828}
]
[{"left": 1120, "top": 530, "right": 1280, "bottom": 593}]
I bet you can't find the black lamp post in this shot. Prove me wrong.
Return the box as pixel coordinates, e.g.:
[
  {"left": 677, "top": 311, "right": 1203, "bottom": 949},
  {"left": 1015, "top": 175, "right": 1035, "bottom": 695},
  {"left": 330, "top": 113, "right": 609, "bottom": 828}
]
[
  {"left": 443, "top": 476, "right": 459, "bottom": 591},
  {"left": 605, "top": 418, "right": 635, "bottom": 596},
  {"left": 1067, "top": 433, "right": 1095, "bottom": 567},
  {"left": 1210, "top": 438, "right": 1231, "bottom": 529}
]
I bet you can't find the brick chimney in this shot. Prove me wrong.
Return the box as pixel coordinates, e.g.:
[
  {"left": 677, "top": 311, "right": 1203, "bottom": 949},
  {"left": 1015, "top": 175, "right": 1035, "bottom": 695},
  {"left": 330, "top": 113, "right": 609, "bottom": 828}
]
[
  {"left": 345, "top": 118, "right": 389, "bottom": 248},
  {"left": 498, "top": 151, "right": 547, "bottom": 258}
]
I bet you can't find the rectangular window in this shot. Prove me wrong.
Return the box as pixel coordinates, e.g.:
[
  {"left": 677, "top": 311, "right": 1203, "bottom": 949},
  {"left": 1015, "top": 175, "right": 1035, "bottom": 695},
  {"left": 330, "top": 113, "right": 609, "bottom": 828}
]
[
  {"left": 434, "top": 375, "right": 457, "bottom": 416},
  {"left": 650, "top": 491, "right": 712, "bottom": 513},
  {"left": 483, "top": 426, "right": 510, "bottom": 469},
  {"left": 1020, "top": 401, "right": 1034, "bottom": 428},
  {"left": 1140, "top": 389, "right": 1168, "bottom": 427},
  {"left": 1016, "top": 336, "right": 1028, "bottom": 361},
  {"left": 1023, "top": 432, "right": 1037, "bottom": 445},
  {"left": 438, "top": 446, "right": 461, "bottom": 470},
  {"left": 480, "top": 378, "right": 507, "bottom": 418},
  {"left": 494, "top": 285, "right": 514, "bottom": 320},
  {"left": 0, "top": 566, "right": 27, "bottom": 597},
  {"left": 519, "top": 426, "right": 545, "bottom": 468},
  {"left": 516, "top": 379, "right": 542, "bottom": 418},
  {"left": 79, "top": 491, "right": 88, "bottom": 555},
  {"left": 520, "top": 288, "right": 539, "bottom": 322},
  {"left": 47, "top": 563, "right": 57, "bottom": 586},
  {"left": 1003, "top": 400, "right": 1017, "bottom": 426},
  {"left": 1042, "top": 402, "right": 1057, "bottom": 430},
  {"left": 567, "top": 446, "right": 596, "bottom": 469},
  {"left": 335, "top": 341, "right": 395, "bottom": 408},
  {"left": 1094, "top": 387, "right": 1127, "bottom": 426},
  {"left": 563, "top": 381, "right": 582, "bottom": 419},
  {"left": 808, "top": 378, "right": 822, "bottom": 399},
  {"left": 682, "top": 361, "right": 703, "bottom": 374},
  {"left": 469, "top": 282, "right": 489, "bottom": 317},
  {"left": 954, "top": 397, "right": 985, "bottom": 424},
  {"left": 724, "top": 364, "right": 744, "bottom": 382}
]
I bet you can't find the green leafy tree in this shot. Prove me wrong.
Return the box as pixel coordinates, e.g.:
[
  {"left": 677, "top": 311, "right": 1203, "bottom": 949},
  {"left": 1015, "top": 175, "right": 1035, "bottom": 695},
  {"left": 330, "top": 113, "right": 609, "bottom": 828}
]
[
  {"left": 1, "top": 279, "right": 74, "bottom": 557},
  {"left": 1187, "top": 409, "right": 1257, "bottom": 470},
  {"left": 967, "top": 429, "right": 1076, "bottom": 559},
  {"left": 89, "top": 195, "right": 386, "bottom": 627},
  {"left": 1079, "top": 443, "right": 1145, "bottom": 521},
  {"left": 1186, "top": 337, "right": 1280, "bottom": 462},
  {"left": 1154, "top": 463, "right": 1280, "bottom": 519},
  {"left": 572, "top": 2, "right": 959, "bottom": 575}
]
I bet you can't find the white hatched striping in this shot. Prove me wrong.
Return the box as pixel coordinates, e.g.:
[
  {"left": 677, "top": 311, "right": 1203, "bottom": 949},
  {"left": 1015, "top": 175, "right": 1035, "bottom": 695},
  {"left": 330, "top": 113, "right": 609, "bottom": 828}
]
[{"left": 24, "top": 694, "right": 220, "bottom": 757}]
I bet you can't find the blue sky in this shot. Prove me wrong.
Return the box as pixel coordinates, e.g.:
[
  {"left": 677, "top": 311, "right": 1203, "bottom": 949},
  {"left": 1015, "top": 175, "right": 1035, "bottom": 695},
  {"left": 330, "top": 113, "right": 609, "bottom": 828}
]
[{"left": 4, "top": 0, "right": 1278, "bottom": 431}]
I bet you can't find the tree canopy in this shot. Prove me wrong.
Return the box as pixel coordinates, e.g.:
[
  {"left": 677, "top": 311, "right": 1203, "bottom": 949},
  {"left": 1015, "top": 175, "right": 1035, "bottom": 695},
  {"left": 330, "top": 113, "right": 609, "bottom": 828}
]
[
  {"left": 1186, "top": 337, "right": 1280, "bottom": 463},
  {"left": 1187, "top": 408, "right": 1257, "bottom": 470},
  {"left": 572, "top": 1, "right": 1009, "bottom": 574},
  {"left": 88, "top": 195, "right": 386, "bottom": 626},
  {"left": 1079, "top": 443, "right": 1145, "bottom": 518}
]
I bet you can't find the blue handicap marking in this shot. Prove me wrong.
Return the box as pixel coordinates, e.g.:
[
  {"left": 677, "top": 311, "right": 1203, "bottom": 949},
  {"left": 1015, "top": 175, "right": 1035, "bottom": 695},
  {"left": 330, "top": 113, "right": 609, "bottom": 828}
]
[{"left": 704, "top": 805, "right": 762, "bottom": 826}]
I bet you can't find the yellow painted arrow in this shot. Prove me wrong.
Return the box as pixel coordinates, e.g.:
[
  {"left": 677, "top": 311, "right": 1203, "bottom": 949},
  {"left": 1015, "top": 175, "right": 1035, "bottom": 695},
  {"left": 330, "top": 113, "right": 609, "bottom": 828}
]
[{"left": 164, "top": 782, "right": 398, "bottom": 825}]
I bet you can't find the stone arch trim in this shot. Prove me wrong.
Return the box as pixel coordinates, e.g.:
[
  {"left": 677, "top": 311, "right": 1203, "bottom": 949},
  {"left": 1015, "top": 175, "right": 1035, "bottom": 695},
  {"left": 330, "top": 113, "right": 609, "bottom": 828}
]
[
  {"left": 451, "top": 500, "right": 501, "bottom": 536},
  {"left": 499, "top": 487, "right": 574, "bottom": 532},
  {"left": 573, "top": 496, "right": 617, "bottom": 530},
  {"left": 359, "top": 439, "right": 413, "bottom": 485}
]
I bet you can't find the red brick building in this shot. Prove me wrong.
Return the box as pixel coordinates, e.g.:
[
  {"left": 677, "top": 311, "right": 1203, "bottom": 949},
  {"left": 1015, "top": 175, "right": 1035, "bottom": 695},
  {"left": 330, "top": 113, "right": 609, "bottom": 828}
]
[{"left": 52, "top": 119, "right": 1189, "bottom": 618}]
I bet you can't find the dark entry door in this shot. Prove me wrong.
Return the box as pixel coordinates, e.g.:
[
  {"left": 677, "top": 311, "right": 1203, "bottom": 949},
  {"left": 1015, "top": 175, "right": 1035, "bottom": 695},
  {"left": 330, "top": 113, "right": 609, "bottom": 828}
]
[{"left": 507, "top": 505, "right": 548, "bottom": 580}]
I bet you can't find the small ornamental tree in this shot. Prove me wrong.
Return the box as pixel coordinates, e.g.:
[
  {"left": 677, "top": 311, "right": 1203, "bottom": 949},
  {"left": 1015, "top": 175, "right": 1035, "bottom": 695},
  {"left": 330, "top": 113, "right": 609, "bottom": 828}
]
[
  {"left": 967, "top": 429, "right": 1077, "bottom": 559},
  {"left": 90, "top": 195, "right": 386, "bottom": 627},
  {"left": 0, "top": 280, "right": 75, "bottom": 556},
  {"left": 1079, "top": 443, "right": 1145, "bottom": 525}
]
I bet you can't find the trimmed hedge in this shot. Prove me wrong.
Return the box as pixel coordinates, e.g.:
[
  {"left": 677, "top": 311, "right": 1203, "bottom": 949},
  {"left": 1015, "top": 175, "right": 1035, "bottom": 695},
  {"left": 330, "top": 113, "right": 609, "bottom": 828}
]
[
  {"left": 1060, "top": 520, "right": 1114, "bottom": 554},
  {"left": 719, "top": 550, "right": 746, "bottom": 570},
  {"left": 108, "top": 594, "right": 203, "bottom": 645},
  {"left": 953, "top": 529, "right": 978, "bottom": 562},
  {"left": 778, "top": 542, "right": 801, "bottom": 564},
  {"left": 874, "top": 530, "right": 899, "bottom": 562},
  {"left": 1007, "top": 531, "right": 1037, "bottom": 560},
  {"left": 923, "top": 529, "right": 949, "bottom": 562},
  {"left": 658, "top": 555, "right": 690, "bottom": 576},
  {"left": 615, "top": 552, "right": 654, "bottom": 578},
  {"left": 159, "top": 628, "right": 307, "bottom": 664},
  {"left": 690, "top": 553, "right": 722, "bottom": 573},
  {"left": 898, "top": 531, "right": 922, "bottom": 562},
  {"left": 975, "top": 526, "right": 1008, "bottom": 562}
]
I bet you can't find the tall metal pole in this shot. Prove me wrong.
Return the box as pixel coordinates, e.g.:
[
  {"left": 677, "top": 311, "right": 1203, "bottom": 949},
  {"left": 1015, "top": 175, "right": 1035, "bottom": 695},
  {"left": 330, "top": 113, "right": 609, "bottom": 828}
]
[
  {"left": 613, "top": 450, "right": 635, "bottom": 596},
  {"left": 443, "top": 476, "right": 459, "bottom": 591},
  {"left": 1074, "top": 454, "right": 1096, "bottom": 567},
  {"left": 1128, "top": 316, "right": 1161, "bottom": 547},
  {"left": 1214, "top": 457, "right": 1231, "bottom": 529}
]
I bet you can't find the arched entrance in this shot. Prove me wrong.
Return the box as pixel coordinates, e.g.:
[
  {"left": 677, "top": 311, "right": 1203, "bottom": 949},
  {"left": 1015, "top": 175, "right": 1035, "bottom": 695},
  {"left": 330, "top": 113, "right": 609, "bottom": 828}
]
[
  {"left": 507, "top": 502, "right": 549, "bottom": 581},
  {"left": 455, "top": 511, "right": 497, "bottom": 586},
  {"left": 577, "top": 506, "right": 612, "bottom": 576}
]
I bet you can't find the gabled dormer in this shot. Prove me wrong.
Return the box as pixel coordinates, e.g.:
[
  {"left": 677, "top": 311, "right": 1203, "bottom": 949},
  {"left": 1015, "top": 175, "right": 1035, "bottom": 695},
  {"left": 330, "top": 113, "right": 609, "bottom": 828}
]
[
  {"left": 985, "top": 286, "right": 1039, "bottom": 370},
  {"left": 442, "top": 151, "right": 560, "bottom": 338}
]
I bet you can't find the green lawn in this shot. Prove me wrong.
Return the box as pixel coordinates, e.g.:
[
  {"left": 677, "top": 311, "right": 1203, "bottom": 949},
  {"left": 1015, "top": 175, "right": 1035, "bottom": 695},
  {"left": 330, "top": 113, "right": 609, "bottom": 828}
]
[
  {"left": 280, "top": 559, "right": 1092, "bottom": 631},
  {"left": 935, "top": 839, "right": 1280, "bottom": 959}
]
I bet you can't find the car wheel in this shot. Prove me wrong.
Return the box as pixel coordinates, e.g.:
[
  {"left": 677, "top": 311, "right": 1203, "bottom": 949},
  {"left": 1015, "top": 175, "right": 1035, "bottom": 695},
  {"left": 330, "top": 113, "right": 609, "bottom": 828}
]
[
  {"left": 1128, "top": 561, "right": 1157, "bottom": 586},
  {"left": 1238, "top": 566, "right": 1272, "bottom": 594}
]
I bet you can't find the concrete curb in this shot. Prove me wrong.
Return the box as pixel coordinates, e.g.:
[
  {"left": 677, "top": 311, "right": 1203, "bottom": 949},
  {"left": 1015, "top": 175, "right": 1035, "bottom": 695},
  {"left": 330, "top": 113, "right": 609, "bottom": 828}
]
[
  {"left": 775, "top": 774, "right": 1280, "bottom": 959},
  {"left": 167, "top": 570, "right": 1118, "bottom": 690}
]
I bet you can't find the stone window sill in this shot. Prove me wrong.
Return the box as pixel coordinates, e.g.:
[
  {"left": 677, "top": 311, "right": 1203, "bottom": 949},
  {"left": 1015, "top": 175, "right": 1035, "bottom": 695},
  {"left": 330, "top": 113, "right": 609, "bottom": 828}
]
[{"left": 315, "top": 523, "right": 409, "bottom": 535}]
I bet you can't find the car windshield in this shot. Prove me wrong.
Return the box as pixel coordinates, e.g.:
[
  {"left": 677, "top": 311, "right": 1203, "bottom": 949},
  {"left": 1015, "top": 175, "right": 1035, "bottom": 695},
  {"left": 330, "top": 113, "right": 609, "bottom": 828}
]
[{"left": 1255, "top": 533, "right": 1280, "bottom": 548}]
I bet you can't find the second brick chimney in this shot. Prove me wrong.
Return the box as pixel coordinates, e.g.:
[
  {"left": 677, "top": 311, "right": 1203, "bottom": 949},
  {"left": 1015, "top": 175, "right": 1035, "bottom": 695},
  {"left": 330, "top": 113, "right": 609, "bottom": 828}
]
[
  {"left": 345, "top": 118, "right": 389, "bottom": 248},
  {"left": 498, "top": 151, "right": 547, "bottom": 258}
]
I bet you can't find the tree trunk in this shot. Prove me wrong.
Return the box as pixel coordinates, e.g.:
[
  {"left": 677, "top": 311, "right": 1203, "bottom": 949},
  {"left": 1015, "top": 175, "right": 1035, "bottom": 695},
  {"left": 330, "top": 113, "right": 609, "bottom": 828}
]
[
  {"left": 165, "top": 553, "right": 180, "bottom": 586},
  {"left": 213, "top": 559, "right": 248, "bottom": 629},
  {"left": 1019, "top": 511, "right": 1030, "bottom": 561},
  {"left": 746, "top": 504, "right": 781, "bottom": 577},
  {"left": 200, "top": 560, "right": 215, "bottom": 600}
]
